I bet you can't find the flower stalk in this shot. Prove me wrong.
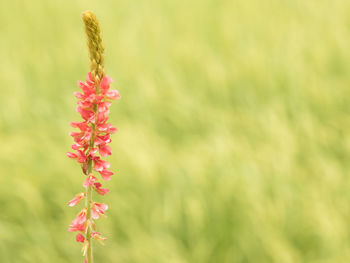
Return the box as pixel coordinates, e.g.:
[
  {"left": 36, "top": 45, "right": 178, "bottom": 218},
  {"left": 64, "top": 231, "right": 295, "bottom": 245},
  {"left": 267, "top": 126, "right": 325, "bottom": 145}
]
[{"left": 67, "top": 10, "right": 120, "bottom": 263}]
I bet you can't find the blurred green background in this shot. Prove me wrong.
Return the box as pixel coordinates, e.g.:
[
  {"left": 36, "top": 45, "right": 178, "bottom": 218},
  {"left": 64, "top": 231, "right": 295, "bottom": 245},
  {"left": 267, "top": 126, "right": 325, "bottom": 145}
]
[{"left": 0, "top": 0, "right": 350, "bottom": 262}]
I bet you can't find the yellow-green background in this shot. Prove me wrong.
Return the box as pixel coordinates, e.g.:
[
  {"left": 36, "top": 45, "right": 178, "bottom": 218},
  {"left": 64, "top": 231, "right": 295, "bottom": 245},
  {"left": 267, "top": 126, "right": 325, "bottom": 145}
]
[{"left": 0, "top": 0, "right": 350, "bottom": 262}]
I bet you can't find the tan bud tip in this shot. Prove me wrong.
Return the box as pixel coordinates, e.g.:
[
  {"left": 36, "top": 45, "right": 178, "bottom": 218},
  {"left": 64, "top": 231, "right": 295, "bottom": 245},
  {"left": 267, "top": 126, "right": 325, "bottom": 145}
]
[{"left": 82, "top": 10, "right": 95, "bottom": 20}]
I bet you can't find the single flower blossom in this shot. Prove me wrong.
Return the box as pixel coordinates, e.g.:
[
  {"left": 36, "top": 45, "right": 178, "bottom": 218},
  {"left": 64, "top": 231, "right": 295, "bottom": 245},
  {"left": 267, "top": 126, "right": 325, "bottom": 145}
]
[
  {"left": 68, "top": 222, "right": 86, "bottom": 232},
  {"left": 72, "top": 209, "right": 87, "bottom": 225},
  {"left": 68, "top": 193, "right": 85, "bottom": 207},
  {"left": 99, "top": 169, "right": 114, "bottom": 181},
  {"left": 94, "top": 182, "right": 109, "bottom": 195},
  {"left": 76, "top": 234, "right": 85, "bottom": 243},
  {"left": 91, "top": 202, "right": 108, "bottom": 219},
  {"left": 83, "top": 175, "right": 97, "bottom": 188}
]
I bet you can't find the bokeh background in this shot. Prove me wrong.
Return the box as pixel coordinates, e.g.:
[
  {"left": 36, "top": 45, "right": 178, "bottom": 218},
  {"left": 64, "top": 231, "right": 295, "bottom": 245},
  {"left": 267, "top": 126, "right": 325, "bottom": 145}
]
[{"left": 0, "top": 0, "right": 350, "bottom": 262}]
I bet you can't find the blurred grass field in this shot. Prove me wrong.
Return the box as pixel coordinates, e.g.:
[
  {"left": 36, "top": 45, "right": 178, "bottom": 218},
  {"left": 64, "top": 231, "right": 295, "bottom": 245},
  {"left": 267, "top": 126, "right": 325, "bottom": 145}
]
[{"left": 1, "top": 0, "right": 350, "bottom": 262}]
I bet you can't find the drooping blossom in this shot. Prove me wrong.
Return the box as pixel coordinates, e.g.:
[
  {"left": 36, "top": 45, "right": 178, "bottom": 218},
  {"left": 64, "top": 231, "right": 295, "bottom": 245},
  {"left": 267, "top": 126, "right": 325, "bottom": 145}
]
[
  {"left": 68, "top": 193, "right": 85, "bottom": 207},
  {"left": 99, "top": 169, "right": 113, "bottom": 181},
  {"left": 94, "top": 182, "right": 109, "bottom": 195},
  {"left": 68, "top": 222, "right": 86, "bottom": 232}
]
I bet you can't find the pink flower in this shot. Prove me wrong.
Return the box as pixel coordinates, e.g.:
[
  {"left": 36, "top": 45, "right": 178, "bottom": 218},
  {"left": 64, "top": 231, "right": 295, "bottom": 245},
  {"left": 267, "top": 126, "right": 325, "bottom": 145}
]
[
  {"left": 70, "top": 121, "right": 90, "bottom": 131},
  {"left": 98, "top": 101, "right": 111, "bottom": 114},
  {"left": 94, "top": 134, "right": 111, "bottom": 146},
  {"left": 72, "top": 143, "right": 84, "bottom": 150},
  {"left": 97, "top": 123, "right": 118, "bottom": 133},
  {"left": 66, "top": 152, "right": 78, "bottom": 159},
  {"left": 70, "top": 128, "right": 92, "bottom": 145},
  {"left": 76, "top": 107, "right": 95, "bottom": 123},
  {"left": 72, "top": 209, "right": 87, "bottom": 225},
  {"left": 83, "top": 174, "right": 97, "bottom": 188},
  {"left": 66, "top": 150, "right": 87, "bottom": 163},
  {"left": 100, "top": 76, "right": 113, "bottom": 94},
  {"left": 88, "top": 147, "right": 98, "bottom": 157},
  {"left": 67, "top": 70, "right": 120, "bottom": 252},
  {"left": 94, "top": 182, "right": 109, "bottom": 195},
  {"left": 68, "top": 222, "right": 86, "bottom": 232},
  {"left": 98, "top": 144, "right": 112, "bottom": 157},
  {"left": 99, "top": 169, "right": 113, "bottom": 181},
  {"left": 93, "top": 157, "right": 110, "bottom": 172},
  {"left": 105, "top": 89, "right": 120, "bottom": 100},
  {"left": 76, "top": 234, "right": 85, "bottom": 243},
  {"left": 91, "top": 202, "right": 108, "bottom": 219},
  {"left": 68, "top": 193, "right": 85, "bottom": 207}
]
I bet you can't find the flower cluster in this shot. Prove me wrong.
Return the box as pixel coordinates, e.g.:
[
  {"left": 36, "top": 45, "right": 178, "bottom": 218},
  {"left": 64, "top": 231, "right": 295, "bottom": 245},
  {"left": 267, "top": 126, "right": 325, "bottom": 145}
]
[{"left": 66, "top": 72, "right": 120, "bottom": 255}]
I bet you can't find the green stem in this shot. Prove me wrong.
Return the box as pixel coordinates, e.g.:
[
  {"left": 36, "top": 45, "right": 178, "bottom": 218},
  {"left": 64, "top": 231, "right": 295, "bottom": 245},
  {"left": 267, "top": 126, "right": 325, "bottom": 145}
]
[{"left": 86, "top": 170, "right": 93, "bottom": 263}]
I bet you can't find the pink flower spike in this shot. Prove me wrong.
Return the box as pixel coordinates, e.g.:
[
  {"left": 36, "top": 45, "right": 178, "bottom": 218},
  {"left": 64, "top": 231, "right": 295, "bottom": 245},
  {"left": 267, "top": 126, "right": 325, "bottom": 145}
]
[
  {"left": 99, "top": 144, "right": 112, "bottom": 157},
  {"left": 76, "top": 234, "right": 85, "bottom": 243},
  {"left": 83, "top": 175, "right": 97, "bottom": 188},
  {"left": 99, "top": 169, "right": 113, "bottom": 181},
  {"left": 68, "top": 193, "right": 85, "bottom": 207},
  {"left": 68, "top": 12, "right": 120, "bottom": 255}
]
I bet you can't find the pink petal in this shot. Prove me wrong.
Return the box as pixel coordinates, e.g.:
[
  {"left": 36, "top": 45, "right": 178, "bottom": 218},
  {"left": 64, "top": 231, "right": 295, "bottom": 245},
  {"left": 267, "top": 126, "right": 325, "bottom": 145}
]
[
  {"left": 99, "top": 145, "right": 112, "bottom": 157},
  {"left": 97, "top": 123, "right": 118, "bottom": 134},
  {"left": 86, "top": 72, "right": 94, "bottom": 85},
  {"left": 105, "top": 89, "right": 120, "bottom": 100},
  {"left": 76, "top": 234, "right": 85, "bottom": 243},
  {"left": 83, "top": 175, "right": 97, "bottom": 188},
  {"left": 98, "top": 203, "right": 108, "bottom": 211},
  {"left": 100, "top": 76, "right": 113, "bottom": 94},
  {"left": 91, "top": 208, "right": 100, "bottom": 219},
  {"left": 74, "top": 92, "right": 84, "bottom": 99},
  {"left": 72, "top": 143, "right": 83, "bottom": 150},
  {"left": 66, "top": 152, "right": 78, "bottom": 159},
  {"left": 78, "top": 80, "right": 88, "bottom": 89},
  {"left": 68, "top": 223, "right": 86, "bottom": 232},
  {"left": 72, "top": 209, "right": 87, "bottom": 225},
  {"left": 99, "top": 169, "right": 113, "bottom": 181},
  {"left": 94, "top": 159, "right": 110, "bottom": 172},
  {"left": 68, "top": 193, "right": 85, "bottom": 207},
  {"left": 94, "top": 182, "right": 109, "bottom": 195}
]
